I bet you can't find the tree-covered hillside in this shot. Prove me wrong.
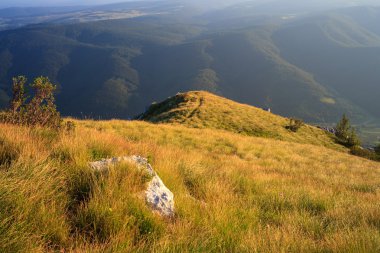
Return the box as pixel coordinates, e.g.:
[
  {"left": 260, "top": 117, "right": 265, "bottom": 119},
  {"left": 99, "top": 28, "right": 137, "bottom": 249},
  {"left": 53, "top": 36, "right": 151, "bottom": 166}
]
[
  {"left": 272, "top": 9, "right": 380, "bottom": 119},
  {"left": 0, "top": 4, "right": 379, "bottom": 126}
]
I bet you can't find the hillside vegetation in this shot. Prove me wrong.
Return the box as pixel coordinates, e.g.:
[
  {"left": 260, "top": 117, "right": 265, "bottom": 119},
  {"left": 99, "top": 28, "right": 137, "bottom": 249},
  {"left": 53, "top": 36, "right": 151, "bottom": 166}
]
[
  {"left": 140, "top": 91, "right": 344, "bottom": 151},
  {"left": 272, "top": 11, "right": 380, "bottom": 120},
  {"left": 1, "top": 116, "right": 380, "bottom": 252}
]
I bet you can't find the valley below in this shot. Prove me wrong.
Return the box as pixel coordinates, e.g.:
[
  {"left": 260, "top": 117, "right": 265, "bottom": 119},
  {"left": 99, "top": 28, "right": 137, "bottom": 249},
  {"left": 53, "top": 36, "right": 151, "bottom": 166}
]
[{"left": 0, "top": 1, "right": 379, "bottom": 146}]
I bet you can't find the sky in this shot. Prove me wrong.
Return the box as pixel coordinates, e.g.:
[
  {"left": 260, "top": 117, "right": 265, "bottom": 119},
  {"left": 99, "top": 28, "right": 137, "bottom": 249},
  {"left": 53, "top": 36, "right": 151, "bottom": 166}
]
[
  {"left": 0, "top": 0, "right": 131, "bottom": 8},
  {"left": 1, "top": 0, "right": 380, "bottom": 9}
]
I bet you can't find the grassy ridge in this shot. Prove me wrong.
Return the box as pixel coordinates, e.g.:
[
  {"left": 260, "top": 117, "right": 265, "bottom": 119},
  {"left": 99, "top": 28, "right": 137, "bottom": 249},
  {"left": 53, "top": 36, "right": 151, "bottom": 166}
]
[
  {"left": 141, "top": 91, "right": 345, "bottom": 151},
  {"left": 1, "top": 119, "right": 380, "bottom": 252}
]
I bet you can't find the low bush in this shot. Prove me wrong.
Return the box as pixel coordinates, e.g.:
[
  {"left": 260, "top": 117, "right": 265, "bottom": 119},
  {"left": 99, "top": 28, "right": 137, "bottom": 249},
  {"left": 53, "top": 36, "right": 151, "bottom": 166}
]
[
  {"left": 350, "top": 146, "right": 379, "bottom": 161},
  {"left": 0, "top": 76, "right": 61, "bottom": 129},
  {"left": 286, "top": 118, "right": 304, "bottom": 132},
  {"left": 335, "top": 114, "right": 361, "bottom": 148},
  {"left": 375, "top": 144, "right": 380, "bottom": 156}
]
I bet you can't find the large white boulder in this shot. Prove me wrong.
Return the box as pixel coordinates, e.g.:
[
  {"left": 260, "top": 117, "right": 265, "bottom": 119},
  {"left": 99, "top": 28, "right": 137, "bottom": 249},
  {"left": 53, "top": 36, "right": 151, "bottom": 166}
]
[{"left": 89, "top": 155, "right": 174, "bottom": 217}]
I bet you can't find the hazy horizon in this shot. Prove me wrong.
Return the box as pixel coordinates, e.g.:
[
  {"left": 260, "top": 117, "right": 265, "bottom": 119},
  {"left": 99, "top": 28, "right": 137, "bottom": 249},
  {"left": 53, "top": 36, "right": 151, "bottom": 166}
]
[
  {"left": 1, "top": 0, "right": 380, "bottom": 10},
  {"left": 0, "top": 0, "right": 137, "bottom": 8}
]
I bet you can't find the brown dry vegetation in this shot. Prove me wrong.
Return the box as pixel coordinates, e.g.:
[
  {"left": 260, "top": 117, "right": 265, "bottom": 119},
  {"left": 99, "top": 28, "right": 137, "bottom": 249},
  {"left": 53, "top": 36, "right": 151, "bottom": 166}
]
[{"left": 1, "top": 118, "right": 380, "bottom": 252}]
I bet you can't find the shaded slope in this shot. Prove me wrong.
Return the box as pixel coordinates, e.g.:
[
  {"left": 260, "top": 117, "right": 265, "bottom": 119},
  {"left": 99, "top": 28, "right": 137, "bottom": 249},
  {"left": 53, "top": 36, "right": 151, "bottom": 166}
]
[
  {"left": 204, "top": 30, "right": 355, "bottom": 122},
  {"left": 0, "top": 18, "right": 204, "bottom": 118},
  {"left": 0, "top": 6, "right": 379, "bottom": 124},
  {"left": 272, "top": 9, "right": 380, "bottom": 119},
  {"left": 133, "top": 27, "right": 357, "bottom": 122},
  {"left": 139, "top": 91, "right": 343, "bottom": 150}
]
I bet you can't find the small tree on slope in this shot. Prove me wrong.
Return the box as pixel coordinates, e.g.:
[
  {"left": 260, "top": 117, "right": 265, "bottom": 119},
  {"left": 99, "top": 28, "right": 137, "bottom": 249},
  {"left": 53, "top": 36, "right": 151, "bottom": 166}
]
[
  {"left": 1, "top": 76, "right": 61, "bottom": 128},
  {"left": 335, "top": 114, "right": 360, "bottom": 147}
]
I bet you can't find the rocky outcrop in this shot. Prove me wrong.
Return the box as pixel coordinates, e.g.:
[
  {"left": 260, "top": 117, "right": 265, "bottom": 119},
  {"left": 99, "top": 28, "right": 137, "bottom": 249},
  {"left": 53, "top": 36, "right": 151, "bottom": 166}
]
[
  {"left": 317, "top": 126, "right": 337, "bottom": 135},
  {"left": 89, "top": 155, "right": 174, "bottom": 217}
]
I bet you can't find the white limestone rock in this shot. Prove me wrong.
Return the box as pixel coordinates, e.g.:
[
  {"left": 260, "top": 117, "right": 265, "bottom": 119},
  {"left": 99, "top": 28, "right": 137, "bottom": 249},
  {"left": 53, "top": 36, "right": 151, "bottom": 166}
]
[
  {"left": 146, "top": 175, "right": 175, "bottom": 217},
  {"left": 89, "top": 155, "right": 174, "bottom": 217}
]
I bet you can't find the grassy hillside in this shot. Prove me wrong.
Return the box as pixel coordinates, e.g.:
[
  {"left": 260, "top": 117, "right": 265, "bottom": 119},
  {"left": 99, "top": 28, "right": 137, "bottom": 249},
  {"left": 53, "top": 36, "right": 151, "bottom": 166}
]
[
  {"left": 140, "top": 91, "right": 345, "bottom": 150},
  {"left": 1, "top": 119, "right": 380, "bottom": 252}
]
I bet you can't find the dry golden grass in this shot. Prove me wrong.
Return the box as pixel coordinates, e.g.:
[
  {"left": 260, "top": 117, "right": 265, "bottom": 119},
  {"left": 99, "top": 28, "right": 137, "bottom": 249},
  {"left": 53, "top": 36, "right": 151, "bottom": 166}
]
[
  {"left": 141, "top": 91, "right": 345, "bottom": 151},
  {"left": 1, "top": 119, "right": 380, "bottom": 252}
]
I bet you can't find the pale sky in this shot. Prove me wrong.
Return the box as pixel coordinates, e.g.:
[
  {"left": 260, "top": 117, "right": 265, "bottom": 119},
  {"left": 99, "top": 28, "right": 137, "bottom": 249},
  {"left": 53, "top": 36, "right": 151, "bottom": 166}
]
[
  {"left": 0, "top": 0, "right": 135, "bottom": 8},
  {"left": 1, "top": 0, "right": 379, "bottom": 9}
]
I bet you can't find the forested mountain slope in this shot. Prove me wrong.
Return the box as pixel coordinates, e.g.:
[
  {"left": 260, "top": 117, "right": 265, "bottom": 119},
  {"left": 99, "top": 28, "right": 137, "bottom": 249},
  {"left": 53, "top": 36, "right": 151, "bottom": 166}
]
[{"left": 0, "top": 4, "right": 379, "bottom": 127}]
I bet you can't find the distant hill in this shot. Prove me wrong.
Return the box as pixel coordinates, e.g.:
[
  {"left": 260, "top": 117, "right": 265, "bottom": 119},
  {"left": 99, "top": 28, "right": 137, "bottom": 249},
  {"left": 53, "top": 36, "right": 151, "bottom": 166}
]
[
  {"left": 139, "top": 91, "right": 344, "bottom": 150},
  {"left": 0, "top": 4, "right": 379, "bottom": 129},
  {"left": 272, "top": 8, "right": 380, "bottom": 119}
]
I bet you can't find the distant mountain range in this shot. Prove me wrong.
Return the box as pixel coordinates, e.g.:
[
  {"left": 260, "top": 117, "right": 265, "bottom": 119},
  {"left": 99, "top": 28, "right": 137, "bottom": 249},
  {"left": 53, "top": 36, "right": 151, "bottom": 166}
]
[{"left": 0, "top": 1, "right": 379, "bottom": 129}]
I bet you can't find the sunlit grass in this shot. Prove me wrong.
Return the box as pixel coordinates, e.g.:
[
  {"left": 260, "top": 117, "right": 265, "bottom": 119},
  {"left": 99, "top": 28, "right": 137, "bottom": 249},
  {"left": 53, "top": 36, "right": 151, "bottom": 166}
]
[
  {"left": 141, "top": 91, "right": 345, "bottom": 151},
  {"left": 0, "top": 119, "right": 379, "bottom": 252}
]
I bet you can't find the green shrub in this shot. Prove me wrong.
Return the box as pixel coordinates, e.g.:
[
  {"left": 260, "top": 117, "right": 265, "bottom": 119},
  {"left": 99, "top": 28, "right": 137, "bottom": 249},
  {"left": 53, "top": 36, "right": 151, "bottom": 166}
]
[
  {"left": 286, "top": 118, "right": 304, "bottom": 132},
  {"left": 375, "top": 144, "right": 380, "bottom": 156},
  {"left": 350, "top": 146, "right": 378, "bottom": 161},
  {"left": 347, "top": 129, "right": 361, "bottom": 147},
  {"left": 335, "top": 114, "right": 361, "bottom": 147},
  {"left": 0, "top": 76, "right": 61, "bottom": 129}
]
